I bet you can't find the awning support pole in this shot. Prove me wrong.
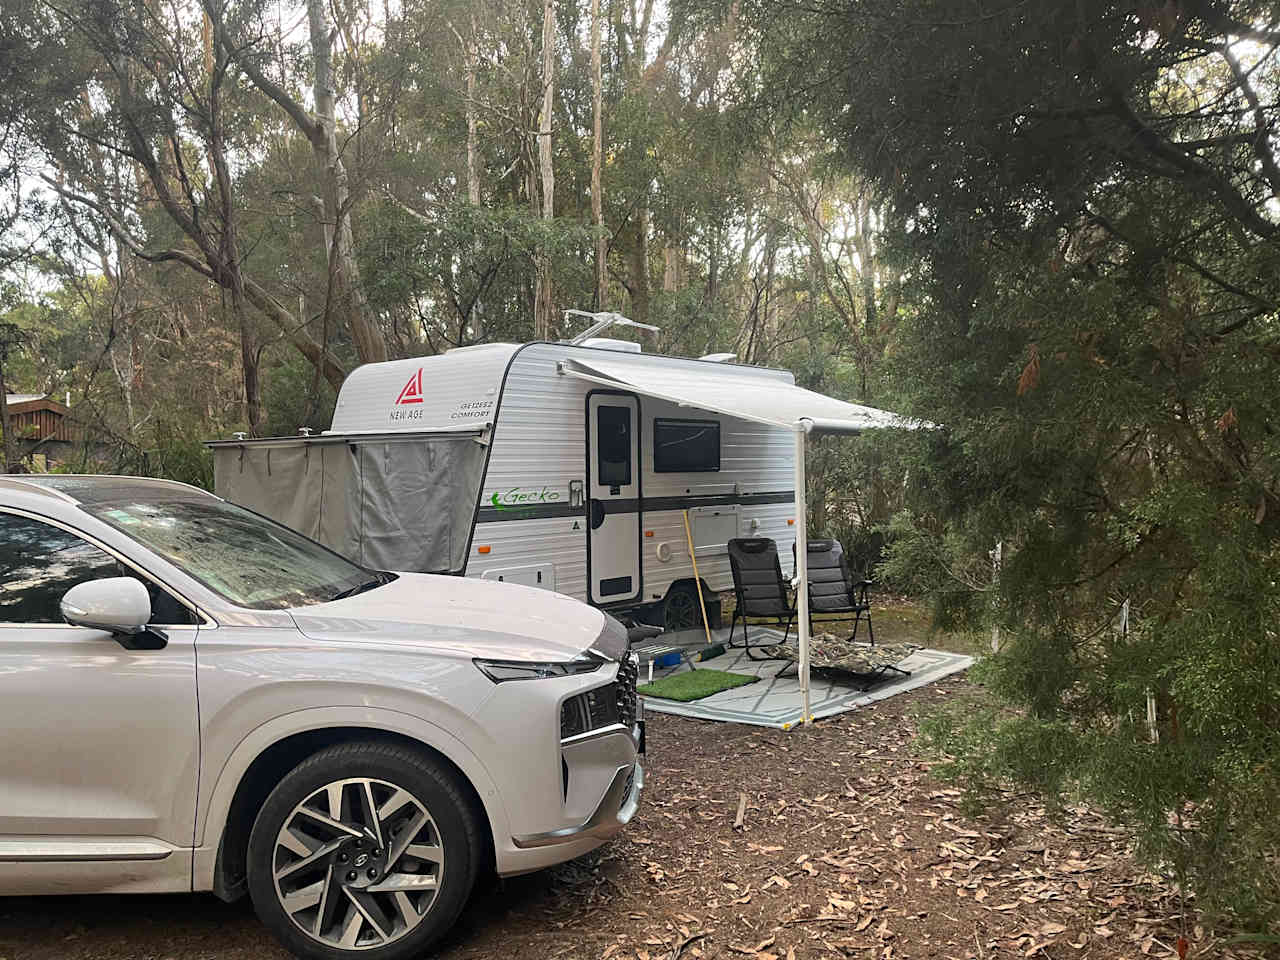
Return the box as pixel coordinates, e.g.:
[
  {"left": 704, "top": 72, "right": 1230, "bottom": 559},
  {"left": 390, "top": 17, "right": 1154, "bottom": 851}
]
[{"left": 793, "top": 421, "right": 811, "bottom": 724}]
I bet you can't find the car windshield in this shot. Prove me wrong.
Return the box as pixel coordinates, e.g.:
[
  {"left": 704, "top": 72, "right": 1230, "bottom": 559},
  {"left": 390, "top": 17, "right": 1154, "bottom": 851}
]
[{"left": 84, "top": 497, "right": 387, "bottom": 609}]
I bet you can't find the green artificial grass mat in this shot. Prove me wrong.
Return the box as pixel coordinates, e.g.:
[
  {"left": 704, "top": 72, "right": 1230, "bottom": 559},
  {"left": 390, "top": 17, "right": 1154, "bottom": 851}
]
[{"left": 637, "top": 668, "right": 759, "bottom": 702}]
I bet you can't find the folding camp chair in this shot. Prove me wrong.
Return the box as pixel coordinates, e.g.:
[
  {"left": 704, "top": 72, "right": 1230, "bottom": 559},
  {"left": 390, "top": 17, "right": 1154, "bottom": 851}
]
[
  {"left": 794, "top": 538, "right": 876, "bottom": 645},
  {"left": 727, "top": 537, "right": 794, "bottom": 660},
  {"left": 763, "top": 539, "right": 914, "bottom": 688}
]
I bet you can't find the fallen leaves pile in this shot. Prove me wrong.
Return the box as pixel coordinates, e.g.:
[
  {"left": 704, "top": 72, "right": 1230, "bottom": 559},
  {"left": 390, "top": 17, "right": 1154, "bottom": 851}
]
[{"left": 442, "top": 676, "right": 1271, "bottom": 960}]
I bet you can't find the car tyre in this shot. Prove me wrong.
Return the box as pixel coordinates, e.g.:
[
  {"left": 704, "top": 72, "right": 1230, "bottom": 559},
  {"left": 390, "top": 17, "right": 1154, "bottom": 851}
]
[{"left": 247, "top": 740, "right": 481, "bottom": 960}]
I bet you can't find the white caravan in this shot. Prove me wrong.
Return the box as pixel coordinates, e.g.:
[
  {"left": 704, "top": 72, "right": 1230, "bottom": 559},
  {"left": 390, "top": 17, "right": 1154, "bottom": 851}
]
[{"left": 211, "top": 323, "right": 904, "bottom": 627}]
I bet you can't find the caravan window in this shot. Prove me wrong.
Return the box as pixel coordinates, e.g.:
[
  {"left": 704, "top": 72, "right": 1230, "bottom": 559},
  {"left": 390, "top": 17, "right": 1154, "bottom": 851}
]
[
  {"left": 654, "top": 418, "right": 721, "bottom": 473},
  {"left": 596, "top": 405, "right": 633, "bottom": 486}
]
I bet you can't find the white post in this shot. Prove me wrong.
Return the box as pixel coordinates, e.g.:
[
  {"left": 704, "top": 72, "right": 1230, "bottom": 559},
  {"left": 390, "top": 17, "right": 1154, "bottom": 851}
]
[
  {"left": 793, "top": 422, "right": 811, "bottom": 724},
  {"left": 990, "top": 540, "right": 1003, "bottom": 652},
  {"left": 1124, "top": 599, "right": 1158, "bottom": 743}
]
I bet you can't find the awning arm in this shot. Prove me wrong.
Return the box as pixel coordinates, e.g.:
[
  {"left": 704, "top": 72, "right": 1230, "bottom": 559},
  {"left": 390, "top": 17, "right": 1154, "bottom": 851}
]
[
  {"left": 803, "top": 416, "right": 865, "bottom": 436},
  {"left": 794, "top": 418, "right": 812, "bottom": 723}
]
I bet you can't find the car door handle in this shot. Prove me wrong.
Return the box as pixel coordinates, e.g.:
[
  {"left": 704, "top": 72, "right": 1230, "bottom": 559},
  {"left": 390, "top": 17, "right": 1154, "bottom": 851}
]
[{"left": 589, "top": 499, "right": 606, "bottom": 530}]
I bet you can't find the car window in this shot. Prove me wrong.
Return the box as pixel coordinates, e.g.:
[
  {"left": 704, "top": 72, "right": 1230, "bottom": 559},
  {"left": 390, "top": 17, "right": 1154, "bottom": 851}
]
[
  {"left": 84, "top": 498, "right": 384, "bottom": 610},
  {"left": 0, "top": 512, "right": 196, "bottom": 626}
]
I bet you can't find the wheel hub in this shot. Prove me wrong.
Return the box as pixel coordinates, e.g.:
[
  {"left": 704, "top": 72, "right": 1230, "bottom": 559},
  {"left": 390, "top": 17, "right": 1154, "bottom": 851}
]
[{"left": 335, "top": 834, "right": 386, "bottom": 889}]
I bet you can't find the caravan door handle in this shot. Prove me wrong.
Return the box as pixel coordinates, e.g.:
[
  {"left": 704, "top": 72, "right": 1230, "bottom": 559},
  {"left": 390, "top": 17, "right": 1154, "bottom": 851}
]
[{"left": 589, "top": 499, "right": 606, "bottom": 530}]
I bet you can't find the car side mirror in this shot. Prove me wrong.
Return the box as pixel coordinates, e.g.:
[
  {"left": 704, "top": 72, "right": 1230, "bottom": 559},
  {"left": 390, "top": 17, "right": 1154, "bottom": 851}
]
[{"left": 61, "top": 578, "right": 166, "bottom": 649}]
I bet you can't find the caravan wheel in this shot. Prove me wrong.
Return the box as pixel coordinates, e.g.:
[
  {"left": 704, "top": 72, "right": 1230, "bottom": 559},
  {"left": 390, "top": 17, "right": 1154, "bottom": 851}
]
[{"left": 663, "top": 582, "right": 700, "bottom": 630}]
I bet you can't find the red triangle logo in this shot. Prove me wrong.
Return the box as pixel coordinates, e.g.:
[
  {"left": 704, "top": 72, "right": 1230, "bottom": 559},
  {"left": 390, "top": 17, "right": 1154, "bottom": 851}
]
[{"left": 395, "top": 368, "right": 424, "bottom": 405}]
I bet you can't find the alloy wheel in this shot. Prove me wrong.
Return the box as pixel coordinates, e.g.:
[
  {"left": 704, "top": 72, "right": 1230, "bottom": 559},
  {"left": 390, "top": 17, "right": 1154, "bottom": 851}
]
[{"left": 271, "top": 777, "right": 445, "bottom": 951}]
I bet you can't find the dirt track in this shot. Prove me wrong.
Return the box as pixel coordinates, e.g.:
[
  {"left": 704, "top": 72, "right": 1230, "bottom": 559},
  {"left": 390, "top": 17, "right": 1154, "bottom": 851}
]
[{"left": 0, "top": 675, "right": 1213, "bottom": 960}]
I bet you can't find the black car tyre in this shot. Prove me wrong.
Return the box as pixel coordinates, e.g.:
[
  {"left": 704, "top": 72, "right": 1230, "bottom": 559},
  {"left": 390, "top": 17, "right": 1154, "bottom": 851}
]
[{"left": 247, "top": 740, "right": 481, "bottom": 960}]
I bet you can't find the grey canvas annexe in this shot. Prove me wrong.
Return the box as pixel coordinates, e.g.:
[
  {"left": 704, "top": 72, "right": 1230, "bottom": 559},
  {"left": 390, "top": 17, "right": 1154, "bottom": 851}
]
[{"left": 212, "top": 431, "right": 487, "bottom": 575}]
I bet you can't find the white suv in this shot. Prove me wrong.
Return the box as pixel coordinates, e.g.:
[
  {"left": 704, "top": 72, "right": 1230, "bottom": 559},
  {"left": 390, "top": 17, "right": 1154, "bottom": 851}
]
[{"left": 0, "top": 475, "right": 643, "bottom": 960}]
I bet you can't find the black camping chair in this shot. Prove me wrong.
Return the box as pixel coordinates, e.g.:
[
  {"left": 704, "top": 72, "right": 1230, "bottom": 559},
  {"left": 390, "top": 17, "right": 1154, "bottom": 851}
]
[
  {"left": 794, "top": 538, "right": 875, "bottom": 644},
  {"left": 727, "top": 537, "right": 794, "bottom": 660}
]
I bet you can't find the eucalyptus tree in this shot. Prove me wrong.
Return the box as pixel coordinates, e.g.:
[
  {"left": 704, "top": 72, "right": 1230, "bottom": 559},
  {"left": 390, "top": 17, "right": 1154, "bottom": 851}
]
[{"left": 10, "top": 0, "right": 409, "bottom": 430}]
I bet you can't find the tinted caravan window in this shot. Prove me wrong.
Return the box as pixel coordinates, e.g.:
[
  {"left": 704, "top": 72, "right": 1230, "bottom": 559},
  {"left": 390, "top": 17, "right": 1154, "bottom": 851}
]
[
  {"left": 654, "top": 418, "right": 720, "bottom": 473},
  {"left": 596, "top": 405, "right": 633, "bottom": 486}
]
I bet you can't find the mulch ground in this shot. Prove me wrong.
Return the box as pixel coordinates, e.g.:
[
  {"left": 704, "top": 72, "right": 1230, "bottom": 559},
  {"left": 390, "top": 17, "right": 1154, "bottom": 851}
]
[{"left": 0, "top": 675, "right": 1260, "bottom": 960}]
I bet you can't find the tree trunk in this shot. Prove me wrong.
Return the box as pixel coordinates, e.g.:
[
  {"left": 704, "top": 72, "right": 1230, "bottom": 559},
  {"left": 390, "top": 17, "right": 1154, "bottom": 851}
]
[
  {"left": 853, "top": 187, "right": 881, "bottom": 399},
  {"left": 465, "top": 20, "right": 480, "bottom": 210},
  {"left": 0, "top": 322, "right": 23, "bottom": 472},
  {"left": 855, "top": 189, "right": 878, "bottom": 333},
  {"left": 663, "top": 243, "right": 681, "bottom": 292},
  {"left": 629, "top": 204, "right": 650, "bottom": 323},
  {"left": 590, "top": 0, "right": 605, "bottom": 307},
  {"left": 762, "top": 173, "right": 779, "bottom": 340},
  {"left": 0, "top": 362, "right": 13, "bottom": 474},
  {"left": 533, "top": 0, "right": 556, "bottom": 340},
  {"left": 306, "top": 0, "right": 386, "bottom": 364},
  {"left": 465, "top": 12, "right": 484, "bottom": 340},
  {"left": 708, "top": 216, "right": 721, "bottom": 308},
  {"left": 202, "top": 10, "right": 213, "bottom": 76},
  {"left": 208, "top": 38, "right": 261, "bottom": 433},
  {"left": 109, "top": 232, "right": 138, "bottom": 430},
  {"left": 238, "top": 302, "right": 262, "bottom": 434}
]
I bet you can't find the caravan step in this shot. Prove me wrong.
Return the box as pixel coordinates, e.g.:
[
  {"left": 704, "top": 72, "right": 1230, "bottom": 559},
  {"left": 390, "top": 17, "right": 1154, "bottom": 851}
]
[{"left": 632, "top": 643, "right": 685, "bottom": 668}]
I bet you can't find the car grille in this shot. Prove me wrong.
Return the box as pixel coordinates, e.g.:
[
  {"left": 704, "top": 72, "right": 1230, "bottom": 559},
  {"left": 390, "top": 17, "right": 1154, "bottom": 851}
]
[
  {"left": 560, "top": 684, "right": 619, "bottom": 739},
  {"left": 560, "top": 652, "right": 639, "bottom": 740},
  {"left": 616, "top": 653, "right": 638, "bottom": 727}
]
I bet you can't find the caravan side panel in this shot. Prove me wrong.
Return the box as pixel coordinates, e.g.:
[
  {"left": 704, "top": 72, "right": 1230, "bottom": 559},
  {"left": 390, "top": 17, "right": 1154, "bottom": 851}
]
[
  {"left": 466, "top": 344, "right": 591, "bottom": 601},
  {"left": 636, "top": 395, "right": 797, "bottom": 600}
]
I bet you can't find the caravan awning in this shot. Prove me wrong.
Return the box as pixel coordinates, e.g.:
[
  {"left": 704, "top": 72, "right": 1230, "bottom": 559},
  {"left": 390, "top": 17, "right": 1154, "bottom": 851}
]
[{"left": 559, "top": 355, "right": 917, "bottom": 435}]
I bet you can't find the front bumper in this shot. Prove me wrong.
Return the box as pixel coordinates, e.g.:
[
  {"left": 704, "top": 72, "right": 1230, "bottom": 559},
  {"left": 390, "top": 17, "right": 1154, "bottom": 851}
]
[
  {"left": 476, "top": 646, "right": 644, "bottom": 876},
  {"left": 512, "top": 720, "right": 645, "bottom": 849}
]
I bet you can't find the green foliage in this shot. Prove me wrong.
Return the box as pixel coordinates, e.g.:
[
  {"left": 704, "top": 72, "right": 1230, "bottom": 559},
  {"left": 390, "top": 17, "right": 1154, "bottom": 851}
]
[
  {"left": 148, "top": 421, "right": 214, "bottom": 491},
  {"left": 359, "top": 199, "right": 593, "bottom": 348},
  {"left": 262, "top": 347, "right": 338, "bottom": 439},
  {"left": 758, "top": 0, "right": 1280, "bottom": 929}
]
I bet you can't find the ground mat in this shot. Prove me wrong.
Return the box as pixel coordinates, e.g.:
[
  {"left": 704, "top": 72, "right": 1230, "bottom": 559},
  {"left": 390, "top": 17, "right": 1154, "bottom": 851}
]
[{"left": 638, "top": 627, "right": 974, "bottom": 729}]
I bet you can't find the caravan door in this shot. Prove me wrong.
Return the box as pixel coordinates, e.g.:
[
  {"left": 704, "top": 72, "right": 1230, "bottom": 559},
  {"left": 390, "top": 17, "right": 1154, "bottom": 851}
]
[{"left": 587, "top": 394, "right": 641, "bottom": 604}]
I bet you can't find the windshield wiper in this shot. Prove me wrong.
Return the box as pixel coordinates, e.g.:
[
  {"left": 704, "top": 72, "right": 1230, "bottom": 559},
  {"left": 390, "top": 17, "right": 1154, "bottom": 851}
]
[{"left": 328, "top": 573, "right": 391, "bottom": 602}]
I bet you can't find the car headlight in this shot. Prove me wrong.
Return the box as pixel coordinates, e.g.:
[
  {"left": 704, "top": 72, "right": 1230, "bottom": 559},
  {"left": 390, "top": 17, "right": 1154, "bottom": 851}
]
[{"left": 473, "top": 655, "right": 604, "bottom": 683}]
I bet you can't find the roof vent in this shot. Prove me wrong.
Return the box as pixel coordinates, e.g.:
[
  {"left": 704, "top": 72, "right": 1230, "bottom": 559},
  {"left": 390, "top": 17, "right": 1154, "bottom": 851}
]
[
  {"left": 580, "top": 337, "right": 642, "bottom": 353},
  {"left": 700, "top": 352, "right": 737, "bottom": 362}
]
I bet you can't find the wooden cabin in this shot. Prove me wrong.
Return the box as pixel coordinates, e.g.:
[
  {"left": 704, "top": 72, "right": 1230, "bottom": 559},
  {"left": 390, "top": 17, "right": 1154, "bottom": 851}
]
[{"left": 4, "top": 394, "right": 73, "bottom": 464}]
